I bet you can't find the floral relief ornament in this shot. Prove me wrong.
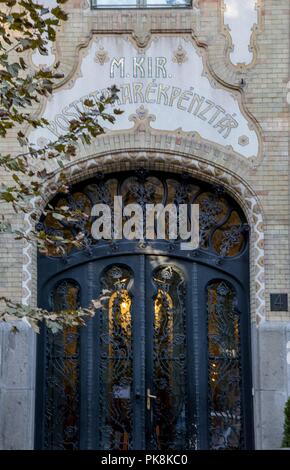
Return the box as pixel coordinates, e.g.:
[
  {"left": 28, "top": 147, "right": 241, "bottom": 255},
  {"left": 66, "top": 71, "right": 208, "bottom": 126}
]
[
  {"left": 172, "top": 45, "right": 188, "bottom": 65},
  {"left": 129, "top": 105, "right": 156, "bottom": 132},
  {"left": 95, "top": 46, "right": 110, "bottom": 66},
  {"left": 238, "top": 135, "right": 250, "bottom": 147}
]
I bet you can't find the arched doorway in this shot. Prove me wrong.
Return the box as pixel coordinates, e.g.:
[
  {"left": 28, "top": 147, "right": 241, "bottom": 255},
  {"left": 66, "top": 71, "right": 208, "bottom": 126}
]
[{"left": 35, "top": 170, "right": 253, "bottom": 450}]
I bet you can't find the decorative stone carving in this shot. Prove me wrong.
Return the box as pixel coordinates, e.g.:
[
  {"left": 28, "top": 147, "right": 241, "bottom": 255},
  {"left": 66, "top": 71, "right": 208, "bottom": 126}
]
[
  {"left": 0, "top": 220, "right": 11, "bottom": 233},
  {"left": 95, "top": 46, "right": 109, "bottom": 66},
  {"left": 22, "top": 200, "right": 36, "bottom": 306},
  {"left": 37, "top": 137, "right": 49, "bottom": 148},
  {"left": 172, "top": 45, "right": 188, "bottom": 65},
  {"left": 238, "top": 135, "right": 250, "bottom": 147},
  {"left": 129, "top": 105, "right": 156, "bottom": 132},
  {"left": 132, "top": 18, "right": 151, "bottom": 49}
]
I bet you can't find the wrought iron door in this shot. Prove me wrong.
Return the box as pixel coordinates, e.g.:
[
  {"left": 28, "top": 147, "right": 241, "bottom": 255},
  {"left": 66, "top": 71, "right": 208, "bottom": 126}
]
[
  {"left": 94, "top": 255, "right": 195, "bottom": 450},
  {"left": 36, "top": 171, "right": 253, "bottom": 450}
]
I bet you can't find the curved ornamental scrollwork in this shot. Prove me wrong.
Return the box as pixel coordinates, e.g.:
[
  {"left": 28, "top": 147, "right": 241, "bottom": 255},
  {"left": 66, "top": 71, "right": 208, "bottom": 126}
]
[
  {"left": 38, "top": 171, "right": 248, "bottom": 259},
  {"left": 44, "top": 279, "right": 81, "bottom": 450},
  {"left": 207, "top": 280, "right": 243, "bottom": 450},
  {"left": 150, "top": 265, "right": 189, "bottom": 450},
  {"left": 98, "top": 265, "right": 133, "bottom": 450}
]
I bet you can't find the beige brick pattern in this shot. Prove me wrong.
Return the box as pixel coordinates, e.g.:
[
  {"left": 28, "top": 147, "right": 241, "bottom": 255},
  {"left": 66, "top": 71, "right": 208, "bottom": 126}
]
[{"left": 0, "top": 0, "right": 289, "bottom": 325}]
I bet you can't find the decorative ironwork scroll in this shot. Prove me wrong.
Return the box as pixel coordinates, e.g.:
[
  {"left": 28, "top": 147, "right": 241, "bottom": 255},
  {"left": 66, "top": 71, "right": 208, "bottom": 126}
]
[
  {"left": 150, "top": 265, "right": 187, "bottom": 450},
  {"left": 98, "top": 265, "right": 133, "bottom": 450},
  {"left": 44, "top": 280, "right": 81, "bottom": 450},
  {"left": 207, "top": 281, "right": 243, "bottom": 449},
  {"left": 40, "top": 171, "right": 248, "bottom": 259}
]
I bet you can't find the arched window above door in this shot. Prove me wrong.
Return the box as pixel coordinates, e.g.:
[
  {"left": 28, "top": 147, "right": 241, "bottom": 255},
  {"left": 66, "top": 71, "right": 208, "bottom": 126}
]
[{"left": 38, "top": 170, "right": 249, "bottom": 260}]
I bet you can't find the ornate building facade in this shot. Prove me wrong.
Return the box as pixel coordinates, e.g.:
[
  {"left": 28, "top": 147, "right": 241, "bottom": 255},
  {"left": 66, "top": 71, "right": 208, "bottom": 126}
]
[{"left": 0, "top": 0, "right": 289, "bottom": 450}]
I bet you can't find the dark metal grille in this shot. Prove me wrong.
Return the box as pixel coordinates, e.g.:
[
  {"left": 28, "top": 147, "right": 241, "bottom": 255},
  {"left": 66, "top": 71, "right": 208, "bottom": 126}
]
[
  {"left": 207, "top": 281, "right": 243, "bottom": 449},
  {"left": 98, "top": 265, "right": 133, "bottom": 450},
  {"left": 149, "top": 265, "right": 189, "bottom": 450},
  {"left": 38, "top": 170, "right": 248, "bottom": 260},
  {"left": 44, "top": 280, "right": 81, "bottom": 450}
]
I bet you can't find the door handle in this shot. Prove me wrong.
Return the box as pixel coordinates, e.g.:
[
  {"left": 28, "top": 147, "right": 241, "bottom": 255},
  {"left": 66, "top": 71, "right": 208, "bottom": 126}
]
[{"left": 147, "top": 388, "right": 157, "bottom": 411}]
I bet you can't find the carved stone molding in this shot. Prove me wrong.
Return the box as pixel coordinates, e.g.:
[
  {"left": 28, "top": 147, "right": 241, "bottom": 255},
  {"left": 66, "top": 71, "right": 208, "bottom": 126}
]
[{"left": 221, "top": 0, "right": 264, "bottom": 71}]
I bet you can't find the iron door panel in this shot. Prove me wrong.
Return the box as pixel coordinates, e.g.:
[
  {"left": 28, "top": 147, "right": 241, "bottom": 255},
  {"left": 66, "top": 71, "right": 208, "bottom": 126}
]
[
  {"left": 144, "top": 256, "right": 197, "bottom": 450},
  {"left": 36, "top": 254, "right": 252, "bottom": 450},
  {"left": 196, "top": 263, "right": 253, "bottom": 450}
]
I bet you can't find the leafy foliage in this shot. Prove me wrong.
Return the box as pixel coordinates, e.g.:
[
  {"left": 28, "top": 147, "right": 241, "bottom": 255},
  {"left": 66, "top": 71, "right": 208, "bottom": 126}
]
[
  {"left": 0, "top": 0, "right": 122, "bottom": 332},
  {"left": 0, "top": 296, "right": 96, "bottom": 334},
  {"left": 282, "top": 397, "right": 290, "bottom": 447},
  {"left": 0, "top": 290, "right": 112, "bottom": 334}
]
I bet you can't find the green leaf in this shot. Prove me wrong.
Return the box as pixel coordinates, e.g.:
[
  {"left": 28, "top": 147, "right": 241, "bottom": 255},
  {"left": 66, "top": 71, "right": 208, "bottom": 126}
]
[
  {"left": 1, "top": 192, "right": 15, "bottom": 203},
  {"left": 83, "top": 99, "right": 94, "bottom": 108},
  {"left": 12, "top": 174, "right": 20, "bottom": 184},
  {"left": 51, "top": 6, "right": 68, "bottom": 21}
]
